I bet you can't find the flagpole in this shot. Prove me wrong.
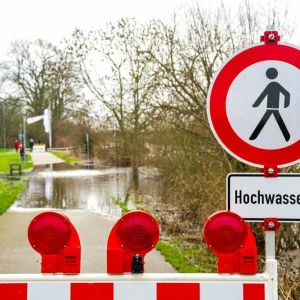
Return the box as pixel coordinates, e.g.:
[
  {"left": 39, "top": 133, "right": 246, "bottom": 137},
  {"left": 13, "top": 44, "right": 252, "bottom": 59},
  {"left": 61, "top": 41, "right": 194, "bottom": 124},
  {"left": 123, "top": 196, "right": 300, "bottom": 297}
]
[
  {"left": 22, "top": 107, "right": 27, "bottom": 166},
  {"left": 49, "top": 107, "right": 52, "bottom": 149}
]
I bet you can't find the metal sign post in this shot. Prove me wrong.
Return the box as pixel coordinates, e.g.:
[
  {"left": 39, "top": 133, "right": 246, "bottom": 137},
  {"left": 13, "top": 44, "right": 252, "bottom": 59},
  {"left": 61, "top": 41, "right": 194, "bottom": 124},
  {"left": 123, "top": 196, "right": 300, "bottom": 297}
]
[
  {"left": 86, "top": 133, "right": 89, "bottom": 161},
  {"left": 49, "top": 108, "right": 52, "bottom": 149},
  {"left": 206, "top": 27, "right": 300, "bottom": 300},
  {"left": 261, "top": 218, "right": 280, "bottom": 300}
]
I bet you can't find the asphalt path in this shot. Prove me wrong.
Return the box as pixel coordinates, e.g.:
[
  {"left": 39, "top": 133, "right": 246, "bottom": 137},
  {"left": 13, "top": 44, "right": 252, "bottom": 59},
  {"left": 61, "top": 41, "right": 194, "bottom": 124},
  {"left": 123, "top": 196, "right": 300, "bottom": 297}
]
[
  {"left": 30, "top": 151, "right": 65, "bottom": 165},
  {"left": 0, "top": 152, "right": 176, "bottom": 274}
]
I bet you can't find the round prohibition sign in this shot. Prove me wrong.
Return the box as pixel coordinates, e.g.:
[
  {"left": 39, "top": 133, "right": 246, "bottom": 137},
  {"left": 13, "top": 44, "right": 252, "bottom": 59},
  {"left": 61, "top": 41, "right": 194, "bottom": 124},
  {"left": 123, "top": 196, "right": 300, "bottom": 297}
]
[{"left": 207, "top": 43, "right": 300, "bottom": 168}]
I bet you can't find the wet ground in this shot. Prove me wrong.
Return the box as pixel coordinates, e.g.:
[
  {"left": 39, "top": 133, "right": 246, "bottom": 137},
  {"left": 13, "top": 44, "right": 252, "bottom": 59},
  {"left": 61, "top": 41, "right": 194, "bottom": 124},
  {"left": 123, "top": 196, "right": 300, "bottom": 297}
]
[
  {"left": 12, "top": 162, "right": 161, "bottom": 218},
  {"left": 0, "top": 157, "right": 176, "bottom": 274},
  {"left": 13, "top": 164, "right": 131, "bottom": 216}
]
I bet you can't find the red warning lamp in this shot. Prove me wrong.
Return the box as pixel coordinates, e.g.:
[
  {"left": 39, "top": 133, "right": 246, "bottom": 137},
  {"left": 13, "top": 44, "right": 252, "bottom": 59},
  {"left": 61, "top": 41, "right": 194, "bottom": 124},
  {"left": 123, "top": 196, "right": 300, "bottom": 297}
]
[
  {"left": 203, "top": 210, "right": 257, "bottom": 274},
  {"left": 107, "top": 210, "right": 159, "bottom": 274},
  {"left": 28, "top": 211, "right": 81, "bottom": 274}
]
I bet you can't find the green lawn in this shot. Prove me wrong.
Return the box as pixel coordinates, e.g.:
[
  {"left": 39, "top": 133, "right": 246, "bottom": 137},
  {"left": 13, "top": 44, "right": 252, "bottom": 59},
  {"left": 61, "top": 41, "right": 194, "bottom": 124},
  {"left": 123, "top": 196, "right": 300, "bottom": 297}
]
[
  {"left": 156, "top": 240, "right": 216, "bottom": 273},
  {"left": 49, "top": 150, "right": 81, "bottom": 165},
  {"left": 0, "top": 149, "right": 33, "bottom": 173},
  {"left": 0, "top": 148, "right": 33, "bottom": 215},
  {"left": 0, "top": 180, "right": 25, "bottom": 215}
]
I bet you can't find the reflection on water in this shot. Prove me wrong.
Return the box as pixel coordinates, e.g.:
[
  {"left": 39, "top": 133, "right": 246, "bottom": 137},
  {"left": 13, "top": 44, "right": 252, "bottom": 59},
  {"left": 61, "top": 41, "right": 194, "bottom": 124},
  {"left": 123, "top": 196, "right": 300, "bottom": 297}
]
[{"left": 13, "top": 163, "right": 136, "bottom": 217}]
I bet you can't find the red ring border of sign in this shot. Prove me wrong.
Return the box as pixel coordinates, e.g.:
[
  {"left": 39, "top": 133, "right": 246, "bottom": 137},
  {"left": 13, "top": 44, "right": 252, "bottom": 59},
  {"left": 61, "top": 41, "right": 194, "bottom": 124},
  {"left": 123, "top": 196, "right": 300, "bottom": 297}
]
[{"left": 207, "top": 43, "right": 300, "bottom": 168}]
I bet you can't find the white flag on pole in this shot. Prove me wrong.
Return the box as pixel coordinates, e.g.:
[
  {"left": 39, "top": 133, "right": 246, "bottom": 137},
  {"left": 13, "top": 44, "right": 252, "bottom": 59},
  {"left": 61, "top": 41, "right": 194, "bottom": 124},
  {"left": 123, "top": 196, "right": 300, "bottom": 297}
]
[
  {"left": 26, "top": 115, "right": 44, "bottom": 124},
  {"left": 43, "top": 108, "right": 50, "bottom": 133},
  {"left": 26, "top": 108, "right": 51, "bottom": 133}
]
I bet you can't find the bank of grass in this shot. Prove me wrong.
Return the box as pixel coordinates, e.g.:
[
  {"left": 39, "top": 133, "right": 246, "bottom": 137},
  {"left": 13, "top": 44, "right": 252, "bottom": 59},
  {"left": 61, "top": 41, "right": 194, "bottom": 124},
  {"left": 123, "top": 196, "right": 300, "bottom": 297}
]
[
  {"left": 0, "top": 149, "right": 33, "bottom": 173},
  {"left": 112, "top": 198, "right": 131, "bottom": 214},
  {"left": 0, "top": 148, "right": 33, "bottom": 215},
  {"left": 156, "top": 239, "right": 216, "bottom": 273},
  {"left": 0, "top": 180, "right": 25, "bottom": 215},
  {"left": 49, "top": 150, "right": 81, "bottom": 165}
]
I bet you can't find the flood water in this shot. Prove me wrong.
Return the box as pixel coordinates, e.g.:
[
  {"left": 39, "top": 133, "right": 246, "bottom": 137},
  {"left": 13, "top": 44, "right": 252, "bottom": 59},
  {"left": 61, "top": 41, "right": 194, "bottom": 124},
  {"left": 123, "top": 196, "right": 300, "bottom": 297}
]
[{"left": 12, "top": 163, "right": 160, "bottom": 217}]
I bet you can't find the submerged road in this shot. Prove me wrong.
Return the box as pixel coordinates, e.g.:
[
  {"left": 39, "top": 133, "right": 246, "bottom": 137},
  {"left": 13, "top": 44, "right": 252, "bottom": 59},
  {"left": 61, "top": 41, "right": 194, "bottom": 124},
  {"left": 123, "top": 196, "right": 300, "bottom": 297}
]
[{"left": 0, "top": 152, "right": 176, "bottom": 274}]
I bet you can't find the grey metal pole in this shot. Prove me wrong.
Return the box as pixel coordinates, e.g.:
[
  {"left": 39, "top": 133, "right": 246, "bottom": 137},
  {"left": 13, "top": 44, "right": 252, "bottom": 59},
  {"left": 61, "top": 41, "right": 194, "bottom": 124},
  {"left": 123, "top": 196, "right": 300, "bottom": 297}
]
[
  {"left": 22, "top": 108, "right": 27, "bottom": 166},
  {"left": 86, "top": 133, "right": 90, "bottom": 161},
  {"left": 3, "top": 125, "right": 5, "bottom": 149},
  {"left": 2, "top": 104, "right": 6, "bottom": 148},
  {"left": 49, "top": 107, "right": 52, "bottom": 149}
]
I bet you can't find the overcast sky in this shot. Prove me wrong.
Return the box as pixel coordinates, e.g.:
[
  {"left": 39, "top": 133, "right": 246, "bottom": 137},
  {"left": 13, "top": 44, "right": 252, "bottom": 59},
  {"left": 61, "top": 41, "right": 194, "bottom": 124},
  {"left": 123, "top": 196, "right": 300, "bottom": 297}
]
[
  {"left": 1, "top": 0, "right": 185, "bottom": 57},
  {"left": 0, "top": 0, "right": 300, "bottom": 58}
]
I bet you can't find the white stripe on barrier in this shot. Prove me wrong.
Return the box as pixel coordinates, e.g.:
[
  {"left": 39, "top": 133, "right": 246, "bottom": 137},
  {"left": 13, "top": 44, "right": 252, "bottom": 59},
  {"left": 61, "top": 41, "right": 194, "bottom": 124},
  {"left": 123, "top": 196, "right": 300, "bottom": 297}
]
[
  {"left": 115, "top": 282, "right": 156, "bottom": 300},
  {"left": 201, "top": 283, "right": 242, "bottom": 300},
  {"left": 28, "top": 283, "right": 70, "bottom": 300},
  {"left": 0, "top": 267, "right": 277, "bottom": 300},
  {"left": 0, "top": 272, "right": 272, "bottom": 282}
]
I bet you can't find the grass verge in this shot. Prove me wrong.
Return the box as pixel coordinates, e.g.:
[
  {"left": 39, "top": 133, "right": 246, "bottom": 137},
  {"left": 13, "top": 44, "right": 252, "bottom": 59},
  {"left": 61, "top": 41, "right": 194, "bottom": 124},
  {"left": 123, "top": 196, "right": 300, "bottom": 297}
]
[
  {"left": 49, "top": 151, "right": 81, "bottom": 165},
  {"left": 112, "top": 197, "right": 131, "bottom": 214},
  {"left": 0, "top": 149, "right": 33, "bottom": 173},
  {"left": 156, "top": 239, "right": 216, "bottom": 273},
  {"left": 0, "top": 180, "right": 25, "bottom": 215},
  {"left": 0, "top": 148, "right": 32, "bottom": 215}
]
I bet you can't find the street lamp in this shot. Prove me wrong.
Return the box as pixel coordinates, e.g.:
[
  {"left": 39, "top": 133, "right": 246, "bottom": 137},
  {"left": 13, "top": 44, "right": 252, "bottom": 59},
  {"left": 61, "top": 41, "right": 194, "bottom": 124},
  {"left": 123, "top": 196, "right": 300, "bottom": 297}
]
[
  {"left": 22, "top": 107, "right": 27, "bottom": 166},
  {"left": 1, "top": 103, "right": 6, "bottom": 148}
]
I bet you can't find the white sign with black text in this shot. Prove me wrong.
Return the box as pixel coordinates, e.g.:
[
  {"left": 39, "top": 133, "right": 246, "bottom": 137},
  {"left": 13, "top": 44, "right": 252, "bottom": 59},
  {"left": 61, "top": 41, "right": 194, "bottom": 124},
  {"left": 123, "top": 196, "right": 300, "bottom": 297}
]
[{"left": 226, "top": 173, "right": 300, "bottom": 222}]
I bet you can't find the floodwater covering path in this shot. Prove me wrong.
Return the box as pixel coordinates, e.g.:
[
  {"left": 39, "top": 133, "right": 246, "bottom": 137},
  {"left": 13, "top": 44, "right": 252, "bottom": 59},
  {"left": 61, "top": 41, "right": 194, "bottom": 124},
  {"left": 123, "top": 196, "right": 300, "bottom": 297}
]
[{"left": 0, "top": 152, "right": 176, "bottom": 274}]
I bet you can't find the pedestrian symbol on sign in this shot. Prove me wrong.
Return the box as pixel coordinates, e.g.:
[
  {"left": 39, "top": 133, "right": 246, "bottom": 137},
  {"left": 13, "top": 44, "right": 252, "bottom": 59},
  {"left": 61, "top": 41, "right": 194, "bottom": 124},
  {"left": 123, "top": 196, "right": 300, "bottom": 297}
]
[{"left": 249, "top": 67, "right": 290, "bottom": 141}]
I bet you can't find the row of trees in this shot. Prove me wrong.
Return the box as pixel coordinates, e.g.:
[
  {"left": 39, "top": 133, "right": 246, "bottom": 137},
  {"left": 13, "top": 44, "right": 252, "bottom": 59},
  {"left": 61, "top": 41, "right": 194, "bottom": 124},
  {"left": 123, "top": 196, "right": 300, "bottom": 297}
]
[
  {"left": 67, "top": 0, "right": 296, "bottom": 195},
  {"left": 0, "top": 39, "right": 84, "bottom": 147},
  {"left": 67, "top": 2, "right": 299, "bottom": 297},
  {"left": 1, "top": 1, "right": 295, "bottom": 172}
]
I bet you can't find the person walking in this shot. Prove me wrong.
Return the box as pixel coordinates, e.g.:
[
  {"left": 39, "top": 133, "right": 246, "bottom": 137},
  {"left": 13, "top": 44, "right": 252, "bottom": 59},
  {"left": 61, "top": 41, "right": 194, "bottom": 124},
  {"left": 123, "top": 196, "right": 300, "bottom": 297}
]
[
  {"left": 19, "top": 144, "right": 24, "bottom": 159},
  {"left": 14, "top": 140, "right": 19, "bottom": 152},
  {"left": 29, "top": 139, "right": 34, "bottom": 152}
]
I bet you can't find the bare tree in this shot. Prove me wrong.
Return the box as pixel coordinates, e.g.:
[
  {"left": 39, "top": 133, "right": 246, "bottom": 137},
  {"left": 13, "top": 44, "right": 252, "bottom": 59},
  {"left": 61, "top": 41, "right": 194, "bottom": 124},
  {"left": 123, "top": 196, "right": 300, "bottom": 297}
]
[
  {"left": 223, "top": 0, "right": 296, "bottom": 51},
  {"left": 0, "top": 96, "right": 22, "bottom": 147},
  {"left": 138, "top": 0, "right": 297, "bottom": 230},
  {"left": 144, "top": 4, "right": 299, "bottom": 298},
  {"left": 0, "top": 39, "right": 82, "bottom": 146},
  {"left": 69, "top": 18, "right": 161, "bottom": 184}
]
